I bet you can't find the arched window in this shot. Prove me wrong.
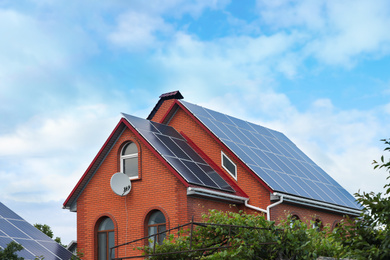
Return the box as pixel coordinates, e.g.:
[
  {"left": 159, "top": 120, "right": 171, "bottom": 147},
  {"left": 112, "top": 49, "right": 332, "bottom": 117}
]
[
  {"left": 312, "top": 219, "right": 322, "bottom": 232},
  {"left": 97, "top": 217, "right": 115, "bottom": 260},
  {"left": 121, "top": 142, "right": 138, "bottom": 179},
  {"left": 147, "top": 211, "right": 166, "bottom": 247},
  {"left": 290, "top": 215, "right": 300, "bottom": 228}
]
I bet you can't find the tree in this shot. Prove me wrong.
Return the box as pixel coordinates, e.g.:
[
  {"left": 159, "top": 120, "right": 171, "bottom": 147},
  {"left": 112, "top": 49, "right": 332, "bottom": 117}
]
[
  {"left": 34, "top": 223, "right": 66, "bottom": 247},
  {"left": 139, "top": 210, "right": 344, "bottom": 259},
  {"left": 331, "top": 138, "right": 390, "bottom": 259},
  {"left": 0, "top": 241, "right": 24, "bottom": 260}
]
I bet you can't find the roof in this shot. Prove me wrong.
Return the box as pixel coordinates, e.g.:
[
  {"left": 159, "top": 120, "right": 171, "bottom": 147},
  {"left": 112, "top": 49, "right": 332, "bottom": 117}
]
[
  {"left": 122, "top": 113, "right": 236, "bottom": 193},
  {"left": 178, "top": 100, "right": 362, "bottom": 212},
  {"left": 0, "top": 202, "right": 73, "bottom": 260}
]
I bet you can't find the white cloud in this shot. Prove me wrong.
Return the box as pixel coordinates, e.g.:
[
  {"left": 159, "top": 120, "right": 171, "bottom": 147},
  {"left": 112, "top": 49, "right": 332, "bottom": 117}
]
[
  {"left": 0, "top": 105, "right": 120, "bottom": 202},
  {"left": 257, "top": 0, "right": 390, "bottom": 66}
]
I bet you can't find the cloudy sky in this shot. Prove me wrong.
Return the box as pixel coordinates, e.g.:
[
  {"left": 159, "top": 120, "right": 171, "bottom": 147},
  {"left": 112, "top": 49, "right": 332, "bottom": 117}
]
[{"left": 1, "top": 0, "right": 390, "bottom": 245}]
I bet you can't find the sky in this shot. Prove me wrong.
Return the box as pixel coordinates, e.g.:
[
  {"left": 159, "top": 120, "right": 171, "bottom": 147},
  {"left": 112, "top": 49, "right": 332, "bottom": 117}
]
[{"left": 1, "top": 0, "right": 390, "bottom": 245}]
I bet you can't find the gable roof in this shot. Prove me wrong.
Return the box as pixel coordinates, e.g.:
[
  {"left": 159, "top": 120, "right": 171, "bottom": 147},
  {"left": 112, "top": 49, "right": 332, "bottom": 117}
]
[
  {"left": 176, "top": 100, "right": 362, "bottom": 212},
  {"left": 64, "top": 115, "right": 246, "bottom": 211},
  {"left": 122, "top": 113, "right": 236, "bottom": 193},
  {"left": 0, "top": 202, "right": 73, "bottom": 260}
]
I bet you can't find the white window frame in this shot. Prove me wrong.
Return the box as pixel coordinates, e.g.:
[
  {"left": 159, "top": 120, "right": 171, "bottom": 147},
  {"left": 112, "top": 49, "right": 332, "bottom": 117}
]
[
  {"left": 221, "top": 151, "right": 237, "bottom": 180},
  {"left": 120, "top": 142, "right": 139, "bottom": 180}
]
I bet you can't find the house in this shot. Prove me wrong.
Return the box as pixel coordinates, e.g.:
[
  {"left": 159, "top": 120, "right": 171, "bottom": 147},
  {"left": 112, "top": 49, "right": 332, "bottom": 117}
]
[
  {"left": 63, "top": 91, "right": 362, "bottom": 259},
  {"left": 0, "top": 202, "right": 73, "bottom": 260}
]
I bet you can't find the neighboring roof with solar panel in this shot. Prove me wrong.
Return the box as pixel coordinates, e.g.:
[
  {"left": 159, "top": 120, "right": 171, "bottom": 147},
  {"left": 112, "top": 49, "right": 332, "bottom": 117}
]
[
  {"left": 178, "top": 100, "right": 362, "bottom": 212},
  {"left": 0, "top": 202, "right": 73, "bottom": 260},
  {"left": 122, "top": 113, "right": 235, "bottom": 193}
]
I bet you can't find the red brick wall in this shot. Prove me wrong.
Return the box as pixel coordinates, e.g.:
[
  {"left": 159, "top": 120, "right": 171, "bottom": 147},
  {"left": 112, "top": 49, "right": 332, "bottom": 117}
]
[
  {"left": 76, "top": 98, "right": 350, "bottom": 259},
  {"left": 76, "top": 127, "right": 192, "bottom": 259}
]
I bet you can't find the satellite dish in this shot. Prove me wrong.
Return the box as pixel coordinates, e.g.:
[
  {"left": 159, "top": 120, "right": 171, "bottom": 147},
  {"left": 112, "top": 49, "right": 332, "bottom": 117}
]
[{"left": 110, "top": 172, "right": 132, "bottom": 196}]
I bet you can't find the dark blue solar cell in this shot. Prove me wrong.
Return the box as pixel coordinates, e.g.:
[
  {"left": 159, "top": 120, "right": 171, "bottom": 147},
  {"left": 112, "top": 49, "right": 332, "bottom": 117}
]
[
  {"left": 290, "top": 176, "right": 323, "bottom": 201},
  {"left": 305, "top": 164, "right": 330, "bottom": 185},
  {"left": 0, "top": 202, "right": 23, "bottom": 220},
  {"left": 151, "top": 122, "right": 184, "bottom": 140},
  {"left": 171, "top": 138, "right": 205, "bottom": 164},
  {"left": 269, "top": 130, "right": 292, "bottom": 143},
  {"left": 227, "top": 116, "right": 255, "bottom": 132},
  {"left": 247, "top": 122, "right": 274, "bottom": 137},
  {"left": 9, "top": 220, "right": 51, "bottom": 241},
  {"left": 138, "top": 129, "right": 175, "bottom": 157},
  {"left": 310, "top": 181, "right": 337, "bottom": 204},
  {"left": 216, "top": 123, "right": 244, "bottom": 144},
  {"left": 256, "top": 135, "right": 281, "bottom": 155},
  {"left": 273, "top": 155, "right": 297, "bottom": 176},
  {"left": 164, "top": 157, "right": 203, "bottom": 185},
  {"left": 263, "top": 136, "right": 284, "bottom": 156},
  {"left": 155, "top": 134, "right": 191, "bottom": 161},
  {"left": 0, "top": 237, "right": 36, "bottom": 259},
  {"left": 0, "top": 219, "right": 29, "bottom": 239},
  {"left": 313, "top": 166, "right": 341, "bottom": 187},
  {"left": 274, "top": 140, "right": 295, "bottom": 158},
  {"left": 296, "top": 161, "right": 320, "bottom": 182},
  {"left": 15, "top": 238, "right": 62, "bottom": 260},
  {"left": 249, "top": 148, "right": 271, "bottom": 168},
  {"left": 323, "top": 184, "right": 348, "bottom": 206},
  {"left": 291, "top": 146, "right": 316, "bottom": 164},
  {"left": 286, "top": 158, "right": 308, "bottom": 178},
  {"left": 180, "top": 100, "right": 213, "bottom": 118},
  {"left": 266, "top": 137, "right": 291, "bottom": 157},
  {"left": 283, "top": 143, "right": 306, "bottom": 162},
  {"left": 271, "top": 171, "right": 298, "bottom": 195},
  {"left": 198, "top": 116, "right": 230, "bottom": 140},
  {"left": 204, "top": 108, "right": 236, "bottom": 125},
  {"left": 39, "top": 241, "right": 75, "bottom": 260},
  {"left": 198, "top": 164, "right": 234, "bottom": 192},
  {"left": 122, "top": 113, "right": 159, "bottom": 133},
  {"left": 246, "top": 132, "right": 270, "bottom": 152},
  {"left": 181, "top": 160, "right": 219, "bottom": 189},
  {"left": 223, "top": 140, "right": 257, "bottom": 166},
  {"left": 336, "top": 187, "right": 361, "bottom": 208},
  {"left": 281, "top": 174, "right": 312, "bottom": 198},
  {"left": 259, "top": 151, "right": 284, "bottom": 173},
  {"left": 251, "top": 166, "right": 284, "bottom": 191},
  {"left": 227, "top": 126, "right": 257, "bottom": 148},
  {"left": 301, "top": 179, "right": 325, "bottom": 201}
]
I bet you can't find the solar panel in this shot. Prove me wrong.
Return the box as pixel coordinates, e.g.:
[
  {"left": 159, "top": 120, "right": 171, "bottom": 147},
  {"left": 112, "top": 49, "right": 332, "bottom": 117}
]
[
  {"left": 180, "top": 100, "right": 362, "bottom": 210},
  {"left": 122, "top": 113, "right": 235, "bottom": 193},
  {"left": 0, "top": 202, "right": 73, "bottom": 260}
]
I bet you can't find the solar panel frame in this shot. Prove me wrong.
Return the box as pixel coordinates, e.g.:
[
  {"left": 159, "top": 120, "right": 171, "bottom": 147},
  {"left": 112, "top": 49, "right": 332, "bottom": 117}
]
[
  {"left": 0, "top": 203, "right": 73, "bottom": 260},
  {"left": 122, "top": 113, "right": 235, "bottom": 193},
  {"left": 179, "top": 100, "right": 362, "bottom": 211}
]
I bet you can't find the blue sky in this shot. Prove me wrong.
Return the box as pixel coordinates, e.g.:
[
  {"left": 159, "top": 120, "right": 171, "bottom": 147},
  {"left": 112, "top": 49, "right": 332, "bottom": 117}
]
[{"left": 1, "top": 0, "right": 390, "bottom": 245}]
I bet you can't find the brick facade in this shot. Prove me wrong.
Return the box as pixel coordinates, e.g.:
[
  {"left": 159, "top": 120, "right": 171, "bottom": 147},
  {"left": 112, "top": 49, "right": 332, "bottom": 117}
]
[{"left": 68, "top": 95, "right": 353, "bottom": 259}]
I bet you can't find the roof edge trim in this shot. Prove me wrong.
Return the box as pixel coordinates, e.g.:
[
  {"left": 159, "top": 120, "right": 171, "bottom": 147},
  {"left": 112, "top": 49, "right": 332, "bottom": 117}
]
[
  {"left": 273, "top": 192, "right": 362, "bottom": 216},
  {"left": 187, "top": 187, "right": 247, "bottom": 204}
]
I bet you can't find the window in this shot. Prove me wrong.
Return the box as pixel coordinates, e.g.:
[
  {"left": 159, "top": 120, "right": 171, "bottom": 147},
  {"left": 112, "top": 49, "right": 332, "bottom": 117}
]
[
  {"left": 121, "top": 142, "right": 138, "bottom": 179},
  {"left": 290, "top": 215, "right": 300, "bottom": 228},
  {"left": 312, "top": 219, "right": 322, "bottom": 232},
  {"left": 147, "top": 211, "right": 166, "bottom": 247},
  {"left": 97, "top": 217, "right": 115, "bottom": 260},
  {"left": 221, "top": 152, "right": 236, "bottom": 179}
]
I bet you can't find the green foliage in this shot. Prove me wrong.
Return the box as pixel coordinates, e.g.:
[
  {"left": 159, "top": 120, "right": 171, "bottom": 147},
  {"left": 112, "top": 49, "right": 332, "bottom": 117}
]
[
  {"left": 139, "top": 210, "right": 345, "bottom": 259},
  {"left": 0, "top": 241, "right": 24, "bottom": 260},
  {"left": 331, "top": 138, "right": 390, "bottom": 259}
]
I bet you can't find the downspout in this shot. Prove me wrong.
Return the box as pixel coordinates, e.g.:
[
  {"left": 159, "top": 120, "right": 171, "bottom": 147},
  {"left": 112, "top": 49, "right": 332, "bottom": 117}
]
[
  {"left": 244, "top": 193, "right": 284, "bottom": 221},
  {"left": 266, "top": 194, "right": 284, "bottom": 221}
]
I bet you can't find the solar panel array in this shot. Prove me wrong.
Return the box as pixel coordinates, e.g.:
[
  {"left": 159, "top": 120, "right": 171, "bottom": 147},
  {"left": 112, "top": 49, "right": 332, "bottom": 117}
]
[
  {"left": 180, "top": 100, "right": 362, "bottom": 210},
  {"left": 122, "top": 113, "right": 235, "bottom": 193},
  {"left": 0, "top": 202, "right": 73, "bottom": 260}
]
